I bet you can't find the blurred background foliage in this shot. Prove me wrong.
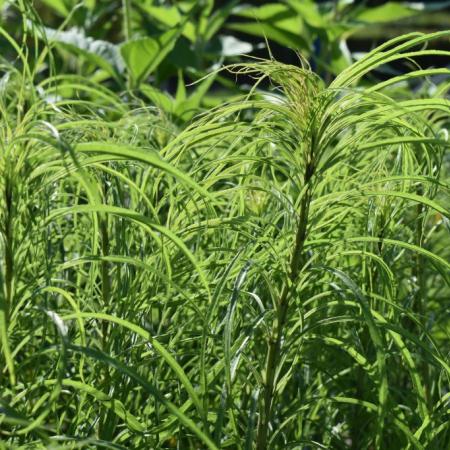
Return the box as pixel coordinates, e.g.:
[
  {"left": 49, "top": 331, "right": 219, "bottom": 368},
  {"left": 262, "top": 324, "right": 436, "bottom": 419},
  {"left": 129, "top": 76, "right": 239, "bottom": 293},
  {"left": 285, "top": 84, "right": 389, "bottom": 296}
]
[{"left": 1, "top": 0, "right": 449, "bottom": 123}]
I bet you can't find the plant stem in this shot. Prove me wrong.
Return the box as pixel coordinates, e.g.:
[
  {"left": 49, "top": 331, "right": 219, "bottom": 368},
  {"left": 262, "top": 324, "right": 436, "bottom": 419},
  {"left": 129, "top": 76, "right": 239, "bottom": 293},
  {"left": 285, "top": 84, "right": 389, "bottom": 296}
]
[
  {"left": 0, "top": 173, "right": 16, "bottom": 385},
  {"left": 3, "top": 175, "right": 13, "bottom": 326},
  {"left": 100, "top": 217, "right": 110, "bottom": 346},
  {"left": 122, "top": 0, "right": 132, "bottom": 41},
  {"left": 256, "top": 160, "right": 314, "bottom": 449},
  {"left": 100, "top": 178, "right": 111, "bottom": 347},
  {"left": 414, "top": 185, "right": 431, "bottom": 409}
]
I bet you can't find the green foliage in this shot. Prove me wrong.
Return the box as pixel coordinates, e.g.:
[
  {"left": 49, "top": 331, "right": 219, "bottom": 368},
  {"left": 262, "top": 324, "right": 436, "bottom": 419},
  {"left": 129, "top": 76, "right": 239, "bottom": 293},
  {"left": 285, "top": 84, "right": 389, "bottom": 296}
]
[
  {"left": 3, "top": 0, "right": 444, "bottom": 104},
  {"left": 353, "top": 2, "right": 417, "bottom": 23},
  {"left": 0, "top": 2, "right": 449, "bottom": 449}
]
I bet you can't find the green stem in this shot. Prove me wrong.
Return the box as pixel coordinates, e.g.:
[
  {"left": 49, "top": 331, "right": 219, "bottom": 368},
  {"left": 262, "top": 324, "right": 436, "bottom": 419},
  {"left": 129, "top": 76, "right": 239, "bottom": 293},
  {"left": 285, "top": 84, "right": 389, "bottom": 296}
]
[
  {"left": 100, "top": 180, "right": 111, "bottom": 349},
  {"left": 1, "top": 174, "right": 16, "bottom": 385},
  {"left": 100, "top": 217, "right": 110, "bottom": 346},
  {"left": 414, "top": 185, "right": 431, "bottom": 409},
  {"left": 3, "top": 174, "right": 14, "bottom": 327},
  {"left": 122, "top": 0, "right": 132, "bottom": 41},
  {"left": 256, "top": 162, "right": 314, "bottom": 450}
]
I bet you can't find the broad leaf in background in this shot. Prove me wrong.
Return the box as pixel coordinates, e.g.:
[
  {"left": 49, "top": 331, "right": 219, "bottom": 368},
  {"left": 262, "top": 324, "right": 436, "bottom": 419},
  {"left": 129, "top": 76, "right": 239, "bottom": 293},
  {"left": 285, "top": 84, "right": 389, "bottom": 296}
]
[
  {"left": 40, "top": 26, "right": 124, "bottom": 82},
  {"left": 120, "top": 28, "right": 181, "bottom": 87},
  {"left": 228, "top": 3, "right": 311, "bottom": 52},
  {"left": 201, "top": 0, "right": 239, "bottom": 42},
  {"left": 40, "top": 0, "right": 96, "bottom": 15},
  {"left": 354, "top": 2, "right": 418, "bottom": 23},
  {"left": 286, "top": 0, "right": 326, "bottom": 29},
  {"left": 140, "top": 84, "right": 173, "bottom": 112},
  {"left": 173, "top": 70, "right": 217, "bottom": 122},
  {"left": 137, "top": 4, "right": 197, "bottom": 42},
  {"left": 40, "top": 0, "right": 70, "bottom": 17},
  {"left": 141, "top": 70, "right": 218, "bottom": 123}
]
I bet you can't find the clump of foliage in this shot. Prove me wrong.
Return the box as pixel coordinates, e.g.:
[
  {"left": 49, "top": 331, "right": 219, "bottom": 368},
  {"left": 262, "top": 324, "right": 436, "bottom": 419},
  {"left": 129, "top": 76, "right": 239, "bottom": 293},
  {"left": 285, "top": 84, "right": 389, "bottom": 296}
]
[{"left": 0, "top": 4, "right": 449, "bottom": 450}]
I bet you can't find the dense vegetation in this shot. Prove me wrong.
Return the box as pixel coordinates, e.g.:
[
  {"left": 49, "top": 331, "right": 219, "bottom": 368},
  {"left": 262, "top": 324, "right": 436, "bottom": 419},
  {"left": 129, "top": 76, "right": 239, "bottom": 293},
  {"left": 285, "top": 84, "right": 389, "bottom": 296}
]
[{"left": 0, "top": 1, "right": 449, "bottom": 449}]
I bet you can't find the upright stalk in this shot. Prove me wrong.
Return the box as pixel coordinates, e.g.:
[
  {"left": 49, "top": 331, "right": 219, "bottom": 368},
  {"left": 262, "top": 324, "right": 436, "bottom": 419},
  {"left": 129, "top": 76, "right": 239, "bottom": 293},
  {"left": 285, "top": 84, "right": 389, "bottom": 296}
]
[
  {"left": 98, "top": 209, "right": 113, "bottom": 437},
  {"left": 0, "top": 172, "right": 16, "bottom": 385},
  {"left": 99, "top": 173, "right": 111, "bottom": 350},
  {"left": 413, "top": 185, "right": 431, "bottom": 408},
  {"left": 100, "top": 215, "right": 110, "bottom": 350},
  {"left": 122, "top": 0, "right": 132, "bottom": 41},
  {"left": 256, "top": 157, "right": 315, "bottom": 449},
  {"left": 3, "top": 175, "right": 13, "bottom": 326},
  {"left": 100, "top": 218, "right": 110, "bottom": 308}
]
